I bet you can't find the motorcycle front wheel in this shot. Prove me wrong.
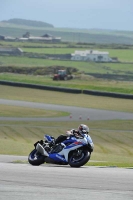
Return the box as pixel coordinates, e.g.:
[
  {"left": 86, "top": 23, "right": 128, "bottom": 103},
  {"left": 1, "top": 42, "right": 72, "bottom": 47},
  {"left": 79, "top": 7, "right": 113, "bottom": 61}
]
[
  {"left": 28, "top": 149, "right": 45, "bottom": 166},
  {"left": 68, "top": 149, "right": 90, "bottom": 168}
]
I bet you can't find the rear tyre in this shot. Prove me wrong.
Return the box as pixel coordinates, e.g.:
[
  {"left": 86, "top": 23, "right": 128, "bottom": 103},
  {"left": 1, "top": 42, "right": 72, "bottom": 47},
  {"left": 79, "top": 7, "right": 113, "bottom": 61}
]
[
  {"left": 28, "top": 149, "right": 45, "bottom": 166},
  {"left": 68, "top": 149, "right": 90, "bottom": 168}
]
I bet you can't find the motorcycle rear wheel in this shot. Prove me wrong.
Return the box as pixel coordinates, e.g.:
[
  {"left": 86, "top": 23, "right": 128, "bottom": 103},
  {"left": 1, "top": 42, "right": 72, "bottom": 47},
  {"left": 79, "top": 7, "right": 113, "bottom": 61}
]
[
  {"left": 28, "top": 149, "right": 45, "bottom": 166},
  {"left": 68, "top": 149, "right": 90, "bottom": 167}
]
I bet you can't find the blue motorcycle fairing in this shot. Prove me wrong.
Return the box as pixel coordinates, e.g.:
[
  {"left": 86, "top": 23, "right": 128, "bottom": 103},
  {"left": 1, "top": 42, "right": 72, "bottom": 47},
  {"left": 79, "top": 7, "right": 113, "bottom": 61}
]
[
  {"left": 63, "top": 138, "right": 77, "bottom": 145},
  {"left": 63, "top": 137, "right": 87, "bottom": 149},
  {"left": 49, "top": 153, "right": 67, "bottom": 163},
  {"left": 64, "top": 141, "right": 84, "bottom": 149},
  {"left": 45, "top": 135, "right": 53, "bottom": 142},
  {"left": 44, "top": 134, "right": 93, "bottom": 163},
  {"left": 85, "top": 135, "right": 93, "bottom": 143},
  {"left": 48, "top": 138, "right": 84, "bottom": 163}
]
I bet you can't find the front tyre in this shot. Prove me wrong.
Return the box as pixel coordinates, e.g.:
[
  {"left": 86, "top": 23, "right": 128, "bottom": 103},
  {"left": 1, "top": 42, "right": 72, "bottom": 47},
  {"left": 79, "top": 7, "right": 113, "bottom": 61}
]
[
  {"left": 68, "top": 149, "right": 90, "bottom": 168},
  {"left": 28, "top": 149, "right": 45, "bottom": 166}
]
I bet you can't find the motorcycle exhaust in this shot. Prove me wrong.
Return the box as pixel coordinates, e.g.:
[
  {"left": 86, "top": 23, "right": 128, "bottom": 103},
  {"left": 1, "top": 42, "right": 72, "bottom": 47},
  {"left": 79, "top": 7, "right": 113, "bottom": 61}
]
[{"left": 36, "top": 143, "right": 49, "bottom": 157}]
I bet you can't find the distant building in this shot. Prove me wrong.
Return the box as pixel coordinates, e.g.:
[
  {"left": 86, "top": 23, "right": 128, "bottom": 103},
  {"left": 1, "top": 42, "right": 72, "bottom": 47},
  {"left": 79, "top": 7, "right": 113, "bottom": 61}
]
[
  {"left": 18, "top": 32, "right": 61, "bottom": 42},
  {"left": 71, "top": 50, "right": 112, "bottom": 62},
  {"left": 4, "top": 36, "right": 16, "bottom": 41},
  {"left": 0, "top": 35, "right": 5, "bottom": 40},
  {"left": 22, "top": 32, "right": 30, "bottom": 38},
  {"left": 41, "top": 33, "right": 61, "bottom": 42},
  {"left": 0, "top": 32, "right": 61, "bottom": 43},
  {"left": 0, "top": 47, "right": 23, "bottom": 55},
  {"left": 0, "top": 35, "right": 16, "bottom": 41},
  {"left": 18, "top": 36, "right": 52, "bottom": 42},
  {"left": 41, "top": 33, "right": 52, "bottom": 38}
]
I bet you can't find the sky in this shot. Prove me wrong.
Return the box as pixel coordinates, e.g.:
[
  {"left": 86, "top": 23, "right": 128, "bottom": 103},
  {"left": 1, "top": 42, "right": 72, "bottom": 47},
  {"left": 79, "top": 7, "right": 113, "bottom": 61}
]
[{"left": 0, "top": 0, "right": 133, "bottom": 31}]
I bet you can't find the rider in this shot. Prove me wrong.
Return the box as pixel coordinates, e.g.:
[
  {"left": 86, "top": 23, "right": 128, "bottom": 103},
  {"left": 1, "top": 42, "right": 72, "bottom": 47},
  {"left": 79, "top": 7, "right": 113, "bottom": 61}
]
[{"left": 51, "top": 124, "right": 90, "bottom": 146}]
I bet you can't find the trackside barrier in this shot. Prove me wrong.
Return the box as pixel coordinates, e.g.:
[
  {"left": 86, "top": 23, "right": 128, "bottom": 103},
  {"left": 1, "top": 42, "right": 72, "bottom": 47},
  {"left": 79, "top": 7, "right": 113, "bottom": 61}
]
[
  {"left": 0, "top": 81, "right": 81, "bottom": 94},
  {"left": 0, "top": 81, "right": 133, "bottom": 99},
  {"left": 83, "top": 89, "right": 133, "bottom": 100}
]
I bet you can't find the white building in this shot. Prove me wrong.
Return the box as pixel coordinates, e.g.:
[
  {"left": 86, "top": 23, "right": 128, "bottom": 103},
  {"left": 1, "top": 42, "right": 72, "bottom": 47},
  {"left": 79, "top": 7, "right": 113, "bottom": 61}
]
[{"left": 71, "top": 50, "right": 112, "bottom": 62}]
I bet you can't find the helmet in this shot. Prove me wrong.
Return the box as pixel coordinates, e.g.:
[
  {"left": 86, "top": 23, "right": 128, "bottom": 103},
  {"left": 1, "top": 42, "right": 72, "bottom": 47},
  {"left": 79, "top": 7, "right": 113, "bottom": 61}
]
[{"left": 78, "top": 124, "right": 89, "bottom": 134}]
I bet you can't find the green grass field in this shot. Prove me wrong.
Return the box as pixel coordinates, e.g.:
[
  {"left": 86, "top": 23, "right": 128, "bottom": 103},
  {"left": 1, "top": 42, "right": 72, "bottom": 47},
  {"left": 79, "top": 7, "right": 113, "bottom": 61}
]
[
  {"left": 0, "top": 120, "right": 133, "bottom": 167},
  {"left": 0, "top": 41, "right": 133, "bottom": 96},
  {"left": 22, "top": 48, "right": 133, "bottom": 62},
  {"left": 0, "top": 105, "right": 69, "bottom": 117},
  {"left": 0, "top": 85, "right": 133, "bottom": 167},
  {"left": 0, "top": 55, "right": 133, "bottom": 73},
  {"left": 1, "top": 85, "right": 133, "bottom": 112},
  {"left": 0, "top": 73, "right": 133, "bottom": 94}
]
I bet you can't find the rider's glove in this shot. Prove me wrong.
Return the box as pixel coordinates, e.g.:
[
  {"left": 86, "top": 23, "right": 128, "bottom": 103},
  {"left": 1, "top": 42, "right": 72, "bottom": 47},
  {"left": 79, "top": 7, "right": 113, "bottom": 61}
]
[{"left": 70, "top": 129, "right": 75, "bottom": 134}]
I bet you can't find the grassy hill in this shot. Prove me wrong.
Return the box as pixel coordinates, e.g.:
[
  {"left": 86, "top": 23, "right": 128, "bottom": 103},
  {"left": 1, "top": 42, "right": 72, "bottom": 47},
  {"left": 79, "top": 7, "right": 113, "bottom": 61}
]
[{"left": 1, "top": 18, "right": 54, "bottom": 28}]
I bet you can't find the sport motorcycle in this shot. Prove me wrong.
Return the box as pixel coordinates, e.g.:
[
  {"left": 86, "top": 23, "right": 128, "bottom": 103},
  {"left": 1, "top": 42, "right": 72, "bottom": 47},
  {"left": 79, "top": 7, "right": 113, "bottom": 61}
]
[{"left": 28, "top": 133, "right": 94, "bottom": 167}]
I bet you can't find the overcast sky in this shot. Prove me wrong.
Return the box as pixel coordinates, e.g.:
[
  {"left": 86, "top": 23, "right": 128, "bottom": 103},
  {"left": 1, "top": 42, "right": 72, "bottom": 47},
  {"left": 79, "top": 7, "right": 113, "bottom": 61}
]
[{"left": 0, "top": 0, "right": 133, "bottom": 31}]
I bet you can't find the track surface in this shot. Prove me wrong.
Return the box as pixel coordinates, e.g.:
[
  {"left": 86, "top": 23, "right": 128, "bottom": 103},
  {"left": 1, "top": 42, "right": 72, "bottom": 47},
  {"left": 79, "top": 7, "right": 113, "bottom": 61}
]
[
  {"left": 1, "top": 99, "right": 133, "bottom": 121},
  {"left": 0, "top": 155, "right": 133, "bottom": 200}
]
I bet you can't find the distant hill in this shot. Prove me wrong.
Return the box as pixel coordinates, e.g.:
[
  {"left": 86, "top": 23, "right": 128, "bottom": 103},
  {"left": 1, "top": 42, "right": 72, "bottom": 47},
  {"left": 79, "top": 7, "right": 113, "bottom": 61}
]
[{"left": 1, "top": 18, "right": 54, "bottom": 28}]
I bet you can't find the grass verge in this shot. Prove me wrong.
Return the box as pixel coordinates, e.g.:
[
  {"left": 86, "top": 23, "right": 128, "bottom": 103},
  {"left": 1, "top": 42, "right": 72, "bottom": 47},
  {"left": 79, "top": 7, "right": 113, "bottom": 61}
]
[
  {"left": 0, "top": 120, "right": 133, "bottom": 167},
  {"left": 0, "top": 85, "right": 133, "bottom": 167},
  {"left": 0, "top": 105, "right": 69, "bottom": 117},
  {"left": 0, "top": 73, "right": 133, "bottom": 94},
  {"left": 1, "top": 85, "right": 133, "bottom": 112}
]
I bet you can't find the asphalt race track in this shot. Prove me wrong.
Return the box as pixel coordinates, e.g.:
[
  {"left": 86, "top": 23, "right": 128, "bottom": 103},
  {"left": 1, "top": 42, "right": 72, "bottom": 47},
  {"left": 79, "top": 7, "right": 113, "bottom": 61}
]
[
  {"left": 1, "top": 99, "right": 133, "bottom": 121},
  {"left": 0, "top": 99, "right": 133, "bottom": 199},
  {"left": 0, "top": 155, "right": 133, "bottom": 200}
]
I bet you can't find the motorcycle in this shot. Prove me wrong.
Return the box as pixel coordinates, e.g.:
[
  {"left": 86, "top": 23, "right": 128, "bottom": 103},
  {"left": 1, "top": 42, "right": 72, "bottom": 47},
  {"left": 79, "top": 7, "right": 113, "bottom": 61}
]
[{"left": 28, "top": 133, "right": 94, "bottom": 167}]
